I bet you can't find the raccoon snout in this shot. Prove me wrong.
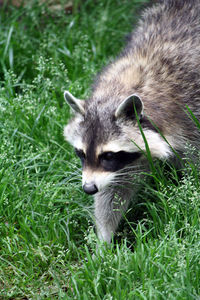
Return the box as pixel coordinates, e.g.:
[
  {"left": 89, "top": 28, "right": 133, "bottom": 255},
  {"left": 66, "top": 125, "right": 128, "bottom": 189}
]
[{"left": 83, "top": 183, "right": 98, "bottom": 195}]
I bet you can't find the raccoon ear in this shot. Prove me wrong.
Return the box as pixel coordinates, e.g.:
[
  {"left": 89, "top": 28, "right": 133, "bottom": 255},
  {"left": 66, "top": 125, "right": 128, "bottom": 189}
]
[
  {"left": 64, "top": 91, "right": 85, "bottom": 115},
  {"left": 115, "top": 94, "right": 144, "bottom": 120}
]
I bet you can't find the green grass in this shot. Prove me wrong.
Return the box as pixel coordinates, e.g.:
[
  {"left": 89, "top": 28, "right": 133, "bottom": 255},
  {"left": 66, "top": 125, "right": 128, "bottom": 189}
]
[{"left": 0, "top": 0, "right": 200, "bottom": 299}]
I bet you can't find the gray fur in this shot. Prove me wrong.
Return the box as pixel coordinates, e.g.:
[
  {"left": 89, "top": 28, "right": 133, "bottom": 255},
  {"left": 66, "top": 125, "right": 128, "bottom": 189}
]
[
  {"left": 114, "top": 94, "right": 144, "bottom": 120},
  {"left": 64, "top": 0, "right": 200, "bottom": 243}
]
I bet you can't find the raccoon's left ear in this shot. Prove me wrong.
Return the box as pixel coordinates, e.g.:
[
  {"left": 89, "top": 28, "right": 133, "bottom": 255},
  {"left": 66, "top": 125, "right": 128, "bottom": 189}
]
[
  {"left": 115, "top": 94, "right": 144, "bottom": 121},
  {"left": 64, "top": 91, "right": 85, "bottom": 115}
]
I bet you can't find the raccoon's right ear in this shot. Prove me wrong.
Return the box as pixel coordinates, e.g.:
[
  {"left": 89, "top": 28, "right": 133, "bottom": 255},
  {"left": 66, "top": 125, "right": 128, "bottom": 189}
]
[
  {"left": 115, "top": 94, "right": 144, "bottom": 121},
  {"left": 64, "top": 91, "right": 85, "bottom": 115}
]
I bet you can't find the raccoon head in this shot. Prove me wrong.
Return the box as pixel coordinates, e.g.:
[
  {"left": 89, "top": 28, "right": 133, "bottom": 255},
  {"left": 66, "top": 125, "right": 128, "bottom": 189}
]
[{"left": 64, "top": 91, "right": 171, "bottom": 194}]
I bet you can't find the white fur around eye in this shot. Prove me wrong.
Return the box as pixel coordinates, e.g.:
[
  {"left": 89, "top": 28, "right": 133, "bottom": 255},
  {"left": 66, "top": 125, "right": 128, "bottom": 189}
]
[{"left": 97, "top": 140, "right": 138, "bottom": 155}]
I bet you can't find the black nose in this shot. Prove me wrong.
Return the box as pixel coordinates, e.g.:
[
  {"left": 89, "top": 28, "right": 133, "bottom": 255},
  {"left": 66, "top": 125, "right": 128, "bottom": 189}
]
[{"left": 83, "top": 183, "right": 98, "bottom": 195}]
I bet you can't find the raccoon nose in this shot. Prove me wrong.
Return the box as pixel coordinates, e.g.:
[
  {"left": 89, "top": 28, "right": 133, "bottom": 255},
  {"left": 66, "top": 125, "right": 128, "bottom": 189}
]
[{"left": 83, "top": 183, "right": 98, "bottom": 195}]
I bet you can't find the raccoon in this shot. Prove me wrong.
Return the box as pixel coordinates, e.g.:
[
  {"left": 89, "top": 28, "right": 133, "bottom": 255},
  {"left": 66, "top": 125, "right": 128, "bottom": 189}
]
[{"left": 63, "top": 0, "right": 200, "bottom": 243}]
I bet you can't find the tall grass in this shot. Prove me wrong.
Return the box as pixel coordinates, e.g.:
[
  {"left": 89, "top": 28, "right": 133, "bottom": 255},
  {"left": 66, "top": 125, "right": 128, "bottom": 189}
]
[{"left": 0, "top": 0, "right": 199, "bottom": 299}]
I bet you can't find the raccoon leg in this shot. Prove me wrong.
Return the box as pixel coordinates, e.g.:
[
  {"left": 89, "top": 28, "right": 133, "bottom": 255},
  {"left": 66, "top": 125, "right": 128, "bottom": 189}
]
[{"left": 94, "top": 188, "right": 133, "bottom": 243}]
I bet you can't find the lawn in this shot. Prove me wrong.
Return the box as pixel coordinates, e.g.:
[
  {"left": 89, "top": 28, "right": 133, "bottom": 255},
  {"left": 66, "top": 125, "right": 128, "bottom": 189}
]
[{"left": 0, "top": 0, "right": 200, "bottom": 299}]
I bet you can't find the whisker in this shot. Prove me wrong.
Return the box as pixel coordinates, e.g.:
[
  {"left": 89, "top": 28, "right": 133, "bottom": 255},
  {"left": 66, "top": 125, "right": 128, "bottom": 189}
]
[
  {"left": 117, "top": 163, "right": 146, "bottom": 170},
  {"left": 116, "top": 165, "right": 147, "bottom": 172},
  {"left": 109, "top": 178, "right": 141, "bottom": 185},
  {"left": 123, "top": 163, "right": 146, "bottom": 168},
  {"left": 109, "top": 181, "right": 141, "bottom": 189},
  {"left": 114, "top": 170, "right": 145, "bottom": 177}
]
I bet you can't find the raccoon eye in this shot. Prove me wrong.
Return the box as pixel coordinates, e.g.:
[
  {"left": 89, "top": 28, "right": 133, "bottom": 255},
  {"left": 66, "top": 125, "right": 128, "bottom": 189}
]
[
  {"left": 75, "top": 148, "right": 86, "bottom": 161},
  {"left": 99, "top": 151, "right": 142, "bottom": 172},
  {"left": 100, "top": 152, "right": 115, "bottom": 161}
]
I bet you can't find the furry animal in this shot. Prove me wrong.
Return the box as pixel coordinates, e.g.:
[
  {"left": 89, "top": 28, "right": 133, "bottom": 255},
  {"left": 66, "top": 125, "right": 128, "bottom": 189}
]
[{"left": 63, "top": 0, "right": 200, "bottom": 243}]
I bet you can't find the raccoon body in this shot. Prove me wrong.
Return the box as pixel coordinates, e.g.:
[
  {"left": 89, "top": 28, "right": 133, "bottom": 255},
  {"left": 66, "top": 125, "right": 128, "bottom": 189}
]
[{"left": 64, "top": 0, "right": 200, "bottom": 243}]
